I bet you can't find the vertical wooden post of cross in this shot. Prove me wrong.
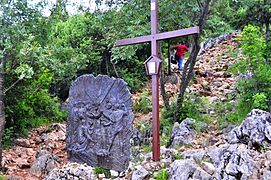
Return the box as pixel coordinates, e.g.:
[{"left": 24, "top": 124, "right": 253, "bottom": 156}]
[
  {"left": 150, "top": 0, "right": 160, "bottom": 161},
  {"left": 115, "top": 0, "right": 199, "bottom": 162}
]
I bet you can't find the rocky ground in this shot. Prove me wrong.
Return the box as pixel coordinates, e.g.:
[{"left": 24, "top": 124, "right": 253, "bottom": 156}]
[
  {"left": 2, "top": 124, "right": 67, "bottom": 179},
  {"left": 2, "top": 33, "right": 271, "bottom": 180}
]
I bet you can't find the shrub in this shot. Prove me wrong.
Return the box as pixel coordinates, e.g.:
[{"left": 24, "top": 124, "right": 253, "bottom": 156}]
[
  {"left": 134, "top": 90, "right": 152, "bottom": 114},
  {"left": 229, "top": 25, "right": 271, "bottom": 121},
  {"left": 6, "top": 71, "right": 67, "bottom": 136},
  {"left": 3, "top": 127, "right": 14, "bottom": 148},
  {"left": 93, "top": 166, "right": 111, "bottom": 178},
  {"left": 155, "top": 169, "right": 170, "bottom": 180}
]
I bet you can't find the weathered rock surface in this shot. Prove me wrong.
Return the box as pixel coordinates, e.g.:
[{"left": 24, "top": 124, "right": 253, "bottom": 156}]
[
  {"left": 199, "top": 31, "right": 240, "bottom": 55},
  {"left": 181, "top": 149, "right": 206, "bottom": 161},
  {"left": 207, "top": 144, "right": 260, "bottom": 180},
  {"left": 30, "top": 150, "right": 59, "bottom": 177},
  {"left": 167, "top": 118, "right": 196, "bottom": 148},
  {"left": 169, "top": 159, "right": 213, "bottom": 180},
  {"left": 131, "top": 165, "right": 149, "bottom": 180},
  {"left": 190, "top": 37, "right": 238, "bottom": 98},
  {"left": 167, "top": 109, "right": 271, "bottom": 180},
  {"left": 3, "top": 123, "right": 67, "bottom": 179},
  {"left": 160, "top": 147, "right": 178, "bottom": 166},
  {"left": 45, "top": 162, "right": 95, "bottom": 180},
  {"left": 67, "top": 75, "right": 134, "bottom": 172},
  {"left": 227, "top": 109, "right": 271, "bottom": 147}
]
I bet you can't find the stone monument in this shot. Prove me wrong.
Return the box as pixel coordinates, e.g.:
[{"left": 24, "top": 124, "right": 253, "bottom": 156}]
[{"left": 66, "top": 75, "right": 134, "bottom": 172}]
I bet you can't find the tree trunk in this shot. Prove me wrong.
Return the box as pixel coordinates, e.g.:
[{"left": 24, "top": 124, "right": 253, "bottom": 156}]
[
  {"left": 159, "top": 43, "right": 170, "bottom": 110},
  {"left": 174, "top": 0, "right": 212, "bottom": 122},
  {"left": 160, "top": 65, "right": 170, "bottom": 110},
  {"left": 167, "top": 40, "right": 171, "bottom": 75},
  {"left": 0, "top": 56, "right": 6, "bottom": 168}
]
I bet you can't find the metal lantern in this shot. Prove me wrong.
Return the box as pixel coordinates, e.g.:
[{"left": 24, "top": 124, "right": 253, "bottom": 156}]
[{"left": 144, "top": 55, "right": 162, "bottom": 75}]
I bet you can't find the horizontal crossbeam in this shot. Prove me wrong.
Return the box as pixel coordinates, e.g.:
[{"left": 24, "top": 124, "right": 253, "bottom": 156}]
[{"left": 114, "top": 26, "right": 199, "bottom": 47}]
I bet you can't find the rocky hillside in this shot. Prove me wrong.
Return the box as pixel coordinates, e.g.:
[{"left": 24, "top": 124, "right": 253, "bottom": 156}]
[
  {"left": 2, "top": 34, "right": 271, "bottom": 180},
  {"left": 3, "top": 124, "right": 67, "bottom": 179}
]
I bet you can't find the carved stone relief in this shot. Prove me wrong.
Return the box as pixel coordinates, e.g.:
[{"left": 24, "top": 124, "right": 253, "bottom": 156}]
[{"left": 66, "top": 75, "right": 134, "bottom": 172}]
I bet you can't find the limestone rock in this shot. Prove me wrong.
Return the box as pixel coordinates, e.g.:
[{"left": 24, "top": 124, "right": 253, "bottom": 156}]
[
  {"left": 181, "top": 149, "right": 206, "bottom": 161},
  {"left": 169, "top": 159, "right": 213, "bottom": 180},
  {"left": 14, "top": 139, "right": 31, "bottom": 148},
  {"left": 160, "top": 147, "right": 178, "bottom": 166},
  {"left": 201, "top": 162, "right": 216, "bottom": 175},
  {"left": 130, "top": 128, "right": 143, "bottom": 146},
  {"left": 132, "top": 165, "right": 149, "bottom": 180},
  {"left": 227, "top": 109, "right": 271, "bottom": 147},
  {"left": 30, "top": 150, "right": 59, "bottom": 177},
  {"left": 45, "top": 162, "right": 95, "bottom": 180},
  {"left": 207, "top": 144, "right": 260, "bottom": 180},
  {"left": 41, "top": 123, "right": 66, "bottom": 142},
  {"left": 263, "top": 167, "right": 271, "bottom": 180},
  {"left": 199, "top": 32, "right": 238, "bottom": 55},
  {"left": 167, "top": 118, "right": 196, "bottom": 148}
]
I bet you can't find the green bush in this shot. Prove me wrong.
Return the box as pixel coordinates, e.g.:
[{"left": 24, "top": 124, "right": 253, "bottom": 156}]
[
  {"left": 178, "top": 93, "right": 205, "bottom": 122},
  {"left": 161, "top": 93, "right": 204, "bottom": 124},
  {"left": 6, "top": 71, "right": 67, "bottom": 136},
  {"left": 229, "top": 25, "right": 271, "bottom": 121},
  {"left": 155, "top": 169, "right": 170, "bottom": 180},
  {"left": 93, "top": 166, "right": 111, "bottom": 178},
  {"left": 3, "top": 127, "right": 14, "bottom": 149},
  {"left": 134, "top": 90, "right": 152, "bottom": 114}
]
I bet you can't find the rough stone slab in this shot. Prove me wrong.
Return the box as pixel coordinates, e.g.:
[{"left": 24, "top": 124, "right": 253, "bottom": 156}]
[{"left": 67, "top": 75, "right": 134, "bottom": 172}]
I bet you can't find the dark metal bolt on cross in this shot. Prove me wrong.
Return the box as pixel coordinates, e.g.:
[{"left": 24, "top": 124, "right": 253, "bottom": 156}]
[{"left": 115, "top": 0, "right": 199, "bottom": 161}]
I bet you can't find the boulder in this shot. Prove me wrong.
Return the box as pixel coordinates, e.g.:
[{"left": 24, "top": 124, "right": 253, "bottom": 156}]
[
  {"left": 227, "top": 109, "right": 271, "bottom": 148},
  {"left": 14, "top": 139, "right": 31, "bottom": 148},
  {"left": 45, "top": 162, "right": 95, "bottom": 180},
  {"left": 30, "top": 150, "right": 59, "bottom": 177},
  {"left": 167, "top": 118, "right": 196, "bottom": 148},
  {"left": 132, "top": 165, "right": 149, "bottom": 180},
  {"left": 160, "top": 147, "right": 178, "bottom": 166},
  {"left": 130, "top": 128, "right": 143, "bottom": 146},
  {"left": 169, "top": 159, "right": 213, "bottom": 180},
  {"left": 263, "top": 168, "right": 271, "bottom": 180},
  {"left": 181, "top": 149, "right": 206, "bottom": 161},
  {"left": 41, "top": 123, "right": 66, "bottom": 142},
  {"left": 207, "top": 144, "right": 260, "bottom": 180}
]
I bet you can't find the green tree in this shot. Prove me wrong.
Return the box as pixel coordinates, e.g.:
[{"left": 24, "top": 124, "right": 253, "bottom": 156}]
[
  {"left": 230, "top": 25, "right": 271, "bottom": 119},
  {"left": 226, "top": 0, "right": 271, "bottom": 61},
  {"left": 0, "top": 0, "right": 43, "bottom": 167}
]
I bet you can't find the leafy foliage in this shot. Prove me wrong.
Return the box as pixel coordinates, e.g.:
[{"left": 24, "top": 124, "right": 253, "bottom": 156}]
[
  {"left": 134, "top": 90, "right": 152, "bottom": 114},
  {"left": 93, "top": 166, "right": 111, "bottom": 178},
  {"left": 155, "top": 169, "right": 170, "bottom": 180},
  {"left": 6, "top": 71, "right": 67, "bottom": 135},
  {"left": 229, "top": 25, "right": 271, "bottom": 121}
]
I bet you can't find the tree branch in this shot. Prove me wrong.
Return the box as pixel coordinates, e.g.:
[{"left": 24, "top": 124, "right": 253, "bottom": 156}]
[
  {"left": 4, "top": 78, "right": 21, "bottom": 94},
  {"left": 174, "top": 0, "right": 212, "bottom": 122}
]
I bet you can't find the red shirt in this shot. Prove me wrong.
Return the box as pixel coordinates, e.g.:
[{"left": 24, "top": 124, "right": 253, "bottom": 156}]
[{"left": 176, "top": 45, "right": 189, "bottom": 57}]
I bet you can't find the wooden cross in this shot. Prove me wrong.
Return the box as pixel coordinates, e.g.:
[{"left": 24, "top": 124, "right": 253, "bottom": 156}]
[{"left": 115, "top": 0, "right": 199, "bottom": 161}]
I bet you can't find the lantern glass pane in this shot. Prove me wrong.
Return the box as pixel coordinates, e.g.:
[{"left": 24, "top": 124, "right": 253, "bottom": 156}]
[{"left": 148, "top": 62, "right": 156, "bottom": 74}]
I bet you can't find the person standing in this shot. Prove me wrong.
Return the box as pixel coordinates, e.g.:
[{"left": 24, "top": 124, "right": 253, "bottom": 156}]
[{"left": 172, "top": 44, "right": 189, "bottom": 71}]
